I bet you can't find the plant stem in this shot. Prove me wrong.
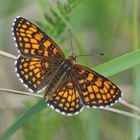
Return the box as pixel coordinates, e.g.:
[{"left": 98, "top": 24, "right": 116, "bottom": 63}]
[
  {"left": 1, "top": 87, "right": 140, "bottom": 120},
  {"left": 0, "top": 88, "right": 43, "bottom": 98},
  {"left": 101, "top": 107, "right": 140, "bottom": 121},
  {"left": 120, "top": 99, "right": 140, "bottom": 114},
  {"left": 0, "top": 50, "right": 17, "bottom": 60}
]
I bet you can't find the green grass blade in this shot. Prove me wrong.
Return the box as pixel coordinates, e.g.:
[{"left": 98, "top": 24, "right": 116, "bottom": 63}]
[
  {"left": 0, "top": 99, "right": 46, "bottom": 140},
  {"left": 131, "top": 0, "right": 139, "bottom": 139},
  {"left": 94, "top": 49, "right": 140, "bottom": 77},
  {"left": 1, "top": 49, "right": 140, "bottom": 140}
]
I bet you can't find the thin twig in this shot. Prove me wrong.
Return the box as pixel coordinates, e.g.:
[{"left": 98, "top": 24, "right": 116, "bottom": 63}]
[
  {"left": 0, "top": 88, "right": 43, "bottom": 98},
  {"left": 119, "top": 99, "right": 140, "bottom": 113},
  {"left": 101, "top": 107, "right": 140, "bottom": 121},
  {"left": 0, "top": 50, "right": 17, "bottom": 60}
]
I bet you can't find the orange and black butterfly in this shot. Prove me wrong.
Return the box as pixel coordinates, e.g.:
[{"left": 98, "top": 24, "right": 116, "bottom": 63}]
[{"left": 12, "top": 17, "right": 122, "bottom": 116}]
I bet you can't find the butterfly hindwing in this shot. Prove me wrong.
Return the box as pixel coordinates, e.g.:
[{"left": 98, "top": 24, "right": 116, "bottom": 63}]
[
  {"left": 15, "top": 56, "right": 59, "bottom": 92},
  {"left": 73, "top": 64, "right": 122, "bottom": 108},
  {"left": 47, "top": 74, "right": 84, "bottom": 116}
]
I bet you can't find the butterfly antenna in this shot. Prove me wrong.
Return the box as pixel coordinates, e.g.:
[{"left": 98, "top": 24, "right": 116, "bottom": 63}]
[
  {"left": 68, "top": 29, "right": 74, "bottom": 56},
  {"left": 77, "top": 53, "right": 105, "bottom": 58},
  {"left": 77, "top": 54, "right": 91, "bottom": 57}
]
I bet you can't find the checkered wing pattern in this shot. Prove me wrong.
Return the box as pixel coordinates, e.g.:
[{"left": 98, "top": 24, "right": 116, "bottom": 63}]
[
  {"left": 15, "top": 56, "right": 58, "bottom": 92},
  {"left": 12, "top": 17, "right": 65, "bottom": 58},
  {"left": 12, "top": 16, "right": 122, "bottom": 116},
  {"left": 47, "top": 74, "right": 84, "bottom": 116},
  {"left": 74, "top": 64, "right": 122, "bottom": 108},
  {"left": 12, "top": 17, "right": 65, "bottom": 92}
]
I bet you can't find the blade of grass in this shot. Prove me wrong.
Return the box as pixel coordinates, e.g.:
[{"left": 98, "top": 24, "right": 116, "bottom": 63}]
[
  {"left": 0, "top": 99, "right": 46, "bottom": 140},
  {"left": 87, "top": 111, "right": 99, "bottom": 140},
  {"left": 131, "top": 0, "right": 139, "bottom": 140},
  {"left": 1, "top": 49, "right": 140, "bottom": 140},
  {"left": 94, "top": 49, "right": 140, "bottom": 77},
  {"left": 72, "top": 117, "right": 85, "bottom": 140}
]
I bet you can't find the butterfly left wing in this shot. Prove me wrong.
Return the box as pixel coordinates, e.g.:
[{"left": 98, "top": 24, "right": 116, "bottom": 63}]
[
  {"left": 12, "top": 17, "right": 65, "bottom": 58},
  {"left": 16, "top": 56, "right": 60, "bottom": 92},
  {"left": 12, "top": 17, "right": 65, "bottom": 93},
  {"left": 73, "top": 64, "right": 122, "bottom": 108},
  {"left": 46, "top": 74, "right": 84, "bottom": 116}
]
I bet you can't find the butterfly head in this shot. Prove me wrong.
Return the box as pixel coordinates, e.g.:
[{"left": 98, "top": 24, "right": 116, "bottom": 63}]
[{"left": 68, "top": 52, "right": 77, "bottom": 63}]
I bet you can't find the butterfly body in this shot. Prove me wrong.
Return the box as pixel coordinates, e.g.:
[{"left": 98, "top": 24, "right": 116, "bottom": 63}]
[
  {"left": 12, "top": 17, "right": 122, "bottom": 116},
  {"left": 44, "top": 58, "right": 74, "bottom": 99}
]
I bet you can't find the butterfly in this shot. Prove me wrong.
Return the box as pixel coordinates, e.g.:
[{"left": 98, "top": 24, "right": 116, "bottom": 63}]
[{"left": 12, "top": 16, "right": 122, "bottom": 116}]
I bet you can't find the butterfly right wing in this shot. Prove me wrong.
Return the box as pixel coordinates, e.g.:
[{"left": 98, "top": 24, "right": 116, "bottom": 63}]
[{"left": 73, "top": 64, "right": 122, "bottom": 108}]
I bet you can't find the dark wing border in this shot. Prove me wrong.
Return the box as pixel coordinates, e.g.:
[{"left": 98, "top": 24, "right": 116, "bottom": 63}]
[{"left": 72, "top": 64, "right": 122, "bottom": 108}]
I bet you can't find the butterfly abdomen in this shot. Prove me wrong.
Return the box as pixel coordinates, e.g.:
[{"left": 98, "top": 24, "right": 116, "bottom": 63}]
[{"left": 44, "top": 60, "right": 73, "bottom": 99}]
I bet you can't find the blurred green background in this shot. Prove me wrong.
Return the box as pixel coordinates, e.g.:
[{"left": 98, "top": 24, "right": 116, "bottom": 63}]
[{"left": 0, "top": 0, "right": 139, "bottom": 140}]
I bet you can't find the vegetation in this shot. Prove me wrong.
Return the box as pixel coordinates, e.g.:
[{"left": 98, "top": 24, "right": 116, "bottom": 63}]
[{"left": 0, "top": 0, "right": 140, "bottom": 140}]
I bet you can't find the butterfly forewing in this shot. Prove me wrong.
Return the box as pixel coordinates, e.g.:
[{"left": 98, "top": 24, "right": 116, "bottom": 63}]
[
  {"left": 73, "top": 64, "right": 122, "bottom": 108},
  {"left": 12, "top": 17, "right": 65, "bottom": 58}
]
